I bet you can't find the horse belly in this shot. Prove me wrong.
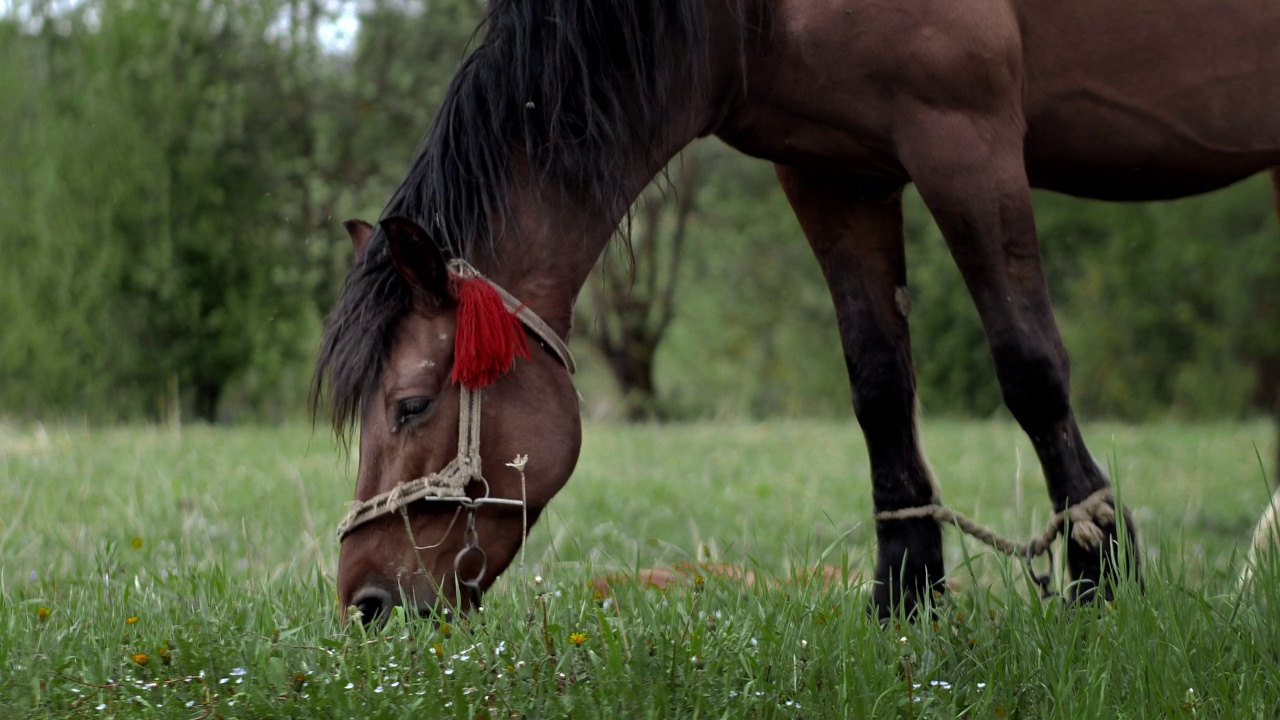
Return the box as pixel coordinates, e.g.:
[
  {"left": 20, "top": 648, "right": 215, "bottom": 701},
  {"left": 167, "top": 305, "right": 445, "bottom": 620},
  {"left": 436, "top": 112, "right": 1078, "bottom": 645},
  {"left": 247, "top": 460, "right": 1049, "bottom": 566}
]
[{"left": 1019, "top": 0, "right": 1280, "bottom": 200}]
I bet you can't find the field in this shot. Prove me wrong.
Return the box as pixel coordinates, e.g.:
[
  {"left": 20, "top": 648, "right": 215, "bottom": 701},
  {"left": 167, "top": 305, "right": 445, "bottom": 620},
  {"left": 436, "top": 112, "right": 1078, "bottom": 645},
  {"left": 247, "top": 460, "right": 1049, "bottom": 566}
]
[{"left": 2, "top": 419, "right": 1279, "bottom": 718}]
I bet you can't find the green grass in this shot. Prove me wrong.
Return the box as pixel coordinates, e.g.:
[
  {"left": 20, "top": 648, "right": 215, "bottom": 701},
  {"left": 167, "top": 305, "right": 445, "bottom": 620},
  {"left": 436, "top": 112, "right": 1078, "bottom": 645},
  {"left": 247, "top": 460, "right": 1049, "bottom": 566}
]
[{"left": 2, "top": 419, "right": 1278, "bottom": 718}]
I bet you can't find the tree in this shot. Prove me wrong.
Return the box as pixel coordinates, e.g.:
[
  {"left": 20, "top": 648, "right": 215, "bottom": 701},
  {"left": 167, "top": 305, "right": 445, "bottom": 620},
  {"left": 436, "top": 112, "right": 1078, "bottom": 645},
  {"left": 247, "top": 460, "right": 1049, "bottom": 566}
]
[
  {"left": 0, "top": 0, "right": 316, "bottom": 422},
  {"left": 579, "top": 153, "right": 703, "bottom": 420}
]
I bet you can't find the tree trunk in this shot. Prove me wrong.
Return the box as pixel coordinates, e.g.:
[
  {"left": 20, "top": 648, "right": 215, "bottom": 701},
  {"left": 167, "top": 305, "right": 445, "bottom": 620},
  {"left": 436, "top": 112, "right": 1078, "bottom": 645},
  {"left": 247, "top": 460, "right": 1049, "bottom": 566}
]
[
  {"left": 580, "top": 151, "right": 704, "bottom": 421},
  {"left": 603, "top": 338, "right": 659, "bottom": 421},
  {"left": 194, "top": 382, "right": 222, "bottom": 424}
]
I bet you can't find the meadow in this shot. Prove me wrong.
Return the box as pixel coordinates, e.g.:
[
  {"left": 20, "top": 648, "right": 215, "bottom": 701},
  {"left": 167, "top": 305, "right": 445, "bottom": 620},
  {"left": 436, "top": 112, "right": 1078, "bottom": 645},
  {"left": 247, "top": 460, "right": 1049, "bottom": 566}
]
[{"left": 2, "top": 419, "right": 1278, "bottom": 718}]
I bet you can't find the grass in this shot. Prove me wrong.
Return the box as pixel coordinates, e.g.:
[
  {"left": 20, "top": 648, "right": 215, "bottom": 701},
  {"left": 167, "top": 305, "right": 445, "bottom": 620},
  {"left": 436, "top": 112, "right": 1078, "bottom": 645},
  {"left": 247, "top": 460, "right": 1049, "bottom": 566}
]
[{"left": 1, "top": 418, "right": 1278, "bottom": 718}]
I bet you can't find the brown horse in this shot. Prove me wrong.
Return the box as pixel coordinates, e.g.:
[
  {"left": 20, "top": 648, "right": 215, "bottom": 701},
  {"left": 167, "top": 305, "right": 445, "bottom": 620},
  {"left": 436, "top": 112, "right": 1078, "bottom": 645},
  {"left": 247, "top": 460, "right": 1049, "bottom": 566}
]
[{"left": 315, "top": 0, "right": 1280, "bottom": 622}]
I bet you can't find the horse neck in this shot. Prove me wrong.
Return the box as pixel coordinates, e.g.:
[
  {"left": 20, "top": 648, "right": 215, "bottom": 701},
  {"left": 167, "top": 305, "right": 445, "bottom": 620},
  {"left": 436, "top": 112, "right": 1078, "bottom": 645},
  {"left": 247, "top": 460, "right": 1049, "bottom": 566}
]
[
  {"left": 466, "top": 0, "right": 763, "bottom": 336},
  {"left": 480, "top": 126, "right": 709, "bottom": 343}
]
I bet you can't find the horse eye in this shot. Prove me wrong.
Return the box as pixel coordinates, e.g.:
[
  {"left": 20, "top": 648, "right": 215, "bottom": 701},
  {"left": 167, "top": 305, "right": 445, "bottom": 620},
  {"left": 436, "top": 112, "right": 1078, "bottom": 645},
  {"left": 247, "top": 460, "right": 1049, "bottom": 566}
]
[{"left": 393, "top": 397, "right": 434, "bottom": 430}]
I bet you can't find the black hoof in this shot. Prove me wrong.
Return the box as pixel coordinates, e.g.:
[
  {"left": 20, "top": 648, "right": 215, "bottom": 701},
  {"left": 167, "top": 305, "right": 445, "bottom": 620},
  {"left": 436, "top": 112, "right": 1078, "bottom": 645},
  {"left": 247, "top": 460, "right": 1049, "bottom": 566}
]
[
  {"left": 870, "top": 516, "right": 946, "bottom": 622},
  {"left": 1065, "top": 503, "right": 1143, "bottom": 604}
]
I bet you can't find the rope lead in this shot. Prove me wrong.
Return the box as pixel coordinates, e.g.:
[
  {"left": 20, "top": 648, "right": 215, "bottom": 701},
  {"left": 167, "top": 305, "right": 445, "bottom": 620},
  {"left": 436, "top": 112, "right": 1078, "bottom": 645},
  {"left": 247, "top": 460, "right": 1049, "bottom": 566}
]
[{"left": 874, "top": 488, "right": 1118, "bottom": 599}]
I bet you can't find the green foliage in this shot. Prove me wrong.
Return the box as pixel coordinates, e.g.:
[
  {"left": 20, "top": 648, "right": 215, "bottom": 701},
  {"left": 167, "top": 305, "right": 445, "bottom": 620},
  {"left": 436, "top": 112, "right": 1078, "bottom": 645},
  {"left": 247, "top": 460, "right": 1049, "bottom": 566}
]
[
  {"left": 657, "top": 143, "right": 849, "bottom": 419},
  {"left": 1042, "top": 179, "right": 1280, "bottom": 420},
  {"left": 0, "top": 2, "right": 1275, "bottom": 426},
  {"left": 0, "top": 1, "right": 314, "bottom": 421}
]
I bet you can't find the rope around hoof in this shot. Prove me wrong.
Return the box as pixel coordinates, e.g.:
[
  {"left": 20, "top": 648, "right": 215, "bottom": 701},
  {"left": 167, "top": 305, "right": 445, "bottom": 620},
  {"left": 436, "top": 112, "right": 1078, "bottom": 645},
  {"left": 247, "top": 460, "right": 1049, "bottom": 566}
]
[{"left": 874, "top": 488, "right": 1117, "bottom": 597}]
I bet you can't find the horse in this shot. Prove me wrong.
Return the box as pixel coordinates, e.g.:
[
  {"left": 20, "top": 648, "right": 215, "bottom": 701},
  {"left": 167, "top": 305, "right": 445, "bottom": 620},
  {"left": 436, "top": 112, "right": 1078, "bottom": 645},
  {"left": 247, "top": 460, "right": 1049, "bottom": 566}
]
[{"left": 314, "top": 0, "right": 1280, "bottom": 623}]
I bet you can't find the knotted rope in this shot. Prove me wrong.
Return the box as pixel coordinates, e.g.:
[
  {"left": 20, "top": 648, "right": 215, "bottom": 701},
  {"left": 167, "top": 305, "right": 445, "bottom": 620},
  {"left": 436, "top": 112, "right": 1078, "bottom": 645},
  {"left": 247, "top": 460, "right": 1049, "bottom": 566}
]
[{"left": 875, "top": 488, "right": 1117, "bottom": 596}]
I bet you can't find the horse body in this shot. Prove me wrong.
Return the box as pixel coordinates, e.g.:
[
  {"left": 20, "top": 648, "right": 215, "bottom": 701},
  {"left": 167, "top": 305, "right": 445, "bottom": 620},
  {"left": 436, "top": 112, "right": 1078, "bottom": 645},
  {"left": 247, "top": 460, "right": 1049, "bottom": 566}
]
[
  {"left": 1020, "top": 0, "right": 1280, "bottom": 198},
  {"left": 718, "top": 0, "right": 1280, "bottom": 198},
  {"left": 319, "top": 0, "right": 1280, "bottom": 622}
]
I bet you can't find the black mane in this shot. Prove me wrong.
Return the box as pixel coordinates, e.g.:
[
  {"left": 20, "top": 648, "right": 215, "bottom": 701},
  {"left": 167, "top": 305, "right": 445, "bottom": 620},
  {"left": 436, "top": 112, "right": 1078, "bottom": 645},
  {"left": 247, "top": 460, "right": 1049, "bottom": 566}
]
[{"left": 314, "top": 0, "right": 764, "bottom": 438}]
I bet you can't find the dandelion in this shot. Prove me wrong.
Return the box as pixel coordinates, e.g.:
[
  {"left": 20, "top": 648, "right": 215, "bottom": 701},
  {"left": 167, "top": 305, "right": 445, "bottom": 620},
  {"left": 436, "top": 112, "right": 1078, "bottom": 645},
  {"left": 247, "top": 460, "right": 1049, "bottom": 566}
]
[
  {"left": 131, "top": 537, "right": 142, "bottom": 549},
  {"left": 125, "top": 616, "right": 139, "bottom": 625},
  {"left": 568, "top": 631, "right": 589, "bottom": 645},
  {"left": 132, "top": 653, "right": 150, "bottom": 666},
  {"left": 37, "top": 606, "right": 51, "bottom": 621}
]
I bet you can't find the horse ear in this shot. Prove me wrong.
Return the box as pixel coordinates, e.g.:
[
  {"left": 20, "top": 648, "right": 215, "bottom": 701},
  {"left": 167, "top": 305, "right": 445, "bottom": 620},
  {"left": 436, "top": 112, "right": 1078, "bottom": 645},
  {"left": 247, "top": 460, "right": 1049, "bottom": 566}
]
[
  {"left": 342, "top": 219, "right": 374, "bottom": 259},
  {"left": 380, "top": 216, "right": 450, "bottom": 302}
]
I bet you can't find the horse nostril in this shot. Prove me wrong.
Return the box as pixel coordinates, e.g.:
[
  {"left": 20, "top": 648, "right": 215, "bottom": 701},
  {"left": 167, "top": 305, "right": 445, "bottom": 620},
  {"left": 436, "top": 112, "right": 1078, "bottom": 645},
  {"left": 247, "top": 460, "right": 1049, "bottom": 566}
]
[{"left": 351, "top": 587, "right": 395, "bottom": 626}]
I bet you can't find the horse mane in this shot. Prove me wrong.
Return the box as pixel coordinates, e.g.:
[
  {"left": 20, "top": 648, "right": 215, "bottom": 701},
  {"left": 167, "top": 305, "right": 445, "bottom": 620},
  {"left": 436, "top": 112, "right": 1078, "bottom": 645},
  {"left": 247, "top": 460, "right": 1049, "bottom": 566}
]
[{"left": 314, "top": 0, "right": 767, "bottom": 439}]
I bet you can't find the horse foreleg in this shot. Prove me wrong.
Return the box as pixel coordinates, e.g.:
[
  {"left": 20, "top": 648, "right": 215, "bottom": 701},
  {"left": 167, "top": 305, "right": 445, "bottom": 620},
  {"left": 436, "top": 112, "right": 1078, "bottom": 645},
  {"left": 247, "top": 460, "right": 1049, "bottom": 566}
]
[
  {"left": 901, "top": 114, "right": 1142, "bottom": 603},
  {"left": 775, "top": 167, "right": 944, "bottom": 620}
]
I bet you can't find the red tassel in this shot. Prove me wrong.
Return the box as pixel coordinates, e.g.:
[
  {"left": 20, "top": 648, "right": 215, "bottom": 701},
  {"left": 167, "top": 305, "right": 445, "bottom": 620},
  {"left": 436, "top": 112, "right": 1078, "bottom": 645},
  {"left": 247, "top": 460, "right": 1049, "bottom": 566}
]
[{"left": 449, "top": 274, "right": 530, "bottom": 388}]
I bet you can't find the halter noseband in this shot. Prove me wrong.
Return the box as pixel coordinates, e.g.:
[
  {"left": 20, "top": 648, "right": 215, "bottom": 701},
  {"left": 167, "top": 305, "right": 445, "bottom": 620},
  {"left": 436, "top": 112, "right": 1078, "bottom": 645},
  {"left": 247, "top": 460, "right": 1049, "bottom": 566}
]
[{"left": 335, "top": 259, "right": 575, "bottom": 545}]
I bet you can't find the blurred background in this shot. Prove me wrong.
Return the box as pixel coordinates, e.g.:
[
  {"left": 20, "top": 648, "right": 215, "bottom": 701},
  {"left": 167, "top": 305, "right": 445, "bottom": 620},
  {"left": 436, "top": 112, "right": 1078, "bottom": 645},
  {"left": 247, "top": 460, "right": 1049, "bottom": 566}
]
[{"left": 1, "top": 1, "right": 1277, "bottom": 463}]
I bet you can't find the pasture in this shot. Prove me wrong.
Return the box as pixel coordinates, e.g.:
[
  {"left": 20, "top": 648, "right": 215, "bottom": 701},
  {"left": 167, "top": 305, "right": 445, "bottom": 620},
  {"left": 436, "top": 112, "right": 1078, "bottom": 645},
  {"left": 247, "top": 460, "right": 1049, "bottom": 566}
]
[{"left": 2, "top": 419, "right": 1278, "bottom": 718}]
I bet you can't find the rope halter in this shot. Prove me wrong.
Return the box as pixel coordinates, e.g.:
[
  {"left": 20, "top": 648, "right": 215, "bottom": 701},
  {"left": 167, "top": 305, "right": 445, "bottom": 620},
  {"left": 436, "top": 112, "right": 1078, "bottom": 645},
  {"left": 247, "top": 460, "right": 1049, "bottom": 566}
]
[{"left": 335, "top": 259, "right": 575, "bottom": 554}]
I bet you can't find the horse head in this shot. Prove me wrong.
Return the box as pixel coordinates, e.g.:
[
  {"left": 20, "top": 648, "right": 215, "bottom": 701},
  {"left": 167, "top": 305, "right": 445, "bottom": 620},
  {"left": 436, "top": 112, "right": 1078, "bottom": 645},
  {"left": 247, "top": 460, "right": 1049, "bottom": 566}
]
[{"left": 327, "top": 217, "right": 581, "bottom": 624}]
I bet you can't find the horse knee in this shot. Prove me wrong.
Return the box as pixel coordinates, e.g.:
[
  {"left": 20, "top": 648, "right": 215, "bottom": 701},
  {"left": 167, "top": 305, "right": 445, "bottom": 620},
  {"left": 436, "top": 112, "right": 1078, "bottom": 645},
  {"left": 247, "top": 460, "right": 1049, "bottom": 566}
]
[
  {"left": 990, "top": 342, "right": 1070, "bottom": 435},
  {"left": 847, "top": 350, "right": 915, "bottom": 436}
]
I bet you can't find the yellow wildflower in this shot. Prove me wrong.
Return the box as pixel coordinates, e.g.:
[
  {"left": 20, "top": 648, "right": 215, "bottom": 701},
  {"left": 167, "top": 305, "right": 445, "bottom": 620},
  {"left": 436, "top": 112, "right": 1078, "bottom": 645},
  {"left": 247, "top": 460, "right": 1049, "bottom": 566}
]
[
  {"left": 131, "top": 537, "right": 142, "bottom": 549},
  {"left": 37, "top": 606, "right": 51, "bottom": 621},
  {"left": 132, "top": 653, "right": 150, "bottom": 666},
  {"left": 125, "top": 616, "right": 139, "bottom": 625},
  {"left": 568, "top": 631, "right": 589, "bottom": 645}
]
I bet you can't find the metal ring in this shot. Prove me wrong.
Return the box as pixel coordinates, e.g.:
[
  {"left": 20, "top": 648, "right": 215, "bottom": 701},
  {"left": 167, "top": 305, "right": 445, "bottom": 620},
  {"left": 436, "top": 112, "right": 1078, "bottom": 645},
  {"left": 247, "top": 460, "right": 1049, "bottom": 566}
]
[
  {"left": 1023, "top": 546, "right": 1057, "bottom": 600},
  {"left": 454, "top": 544, "right": 488, "bottom": 589}
]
